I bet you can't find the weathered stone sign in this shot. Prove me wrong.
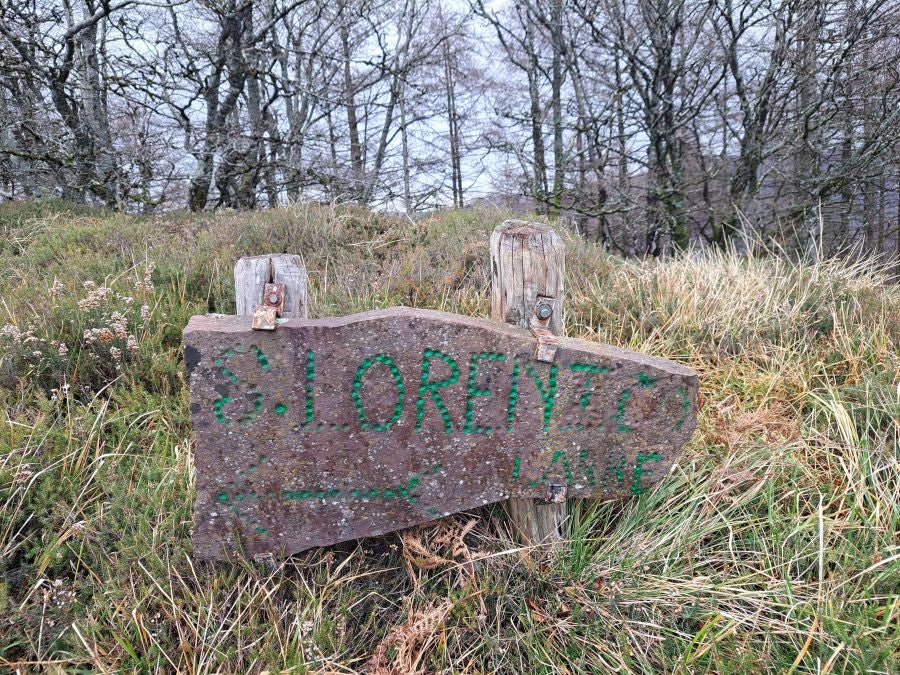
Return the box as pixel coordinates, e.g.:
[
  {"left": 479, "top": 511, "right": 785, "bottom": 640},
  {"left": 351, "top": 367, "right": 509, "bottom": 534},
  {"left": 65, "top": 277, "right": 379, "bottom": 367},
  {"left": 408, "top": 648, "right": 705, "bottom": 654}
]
[{"left": 185, "top": 307, "right": 698, "bottom": 560}]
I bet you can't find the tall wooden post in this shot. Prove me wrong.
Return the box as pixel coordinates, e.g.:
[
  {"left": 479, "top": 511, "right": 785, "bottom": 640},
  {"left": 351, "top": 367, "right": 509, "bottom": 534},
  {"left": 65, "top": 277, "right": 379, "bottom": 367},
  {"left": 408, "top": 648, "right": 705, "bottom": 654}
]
[
  {"left": 234, "top": 254, "right": 308, "bottom": 319},
  {"left": 490, "top": 220, "right": 567, "bottom": 546}
]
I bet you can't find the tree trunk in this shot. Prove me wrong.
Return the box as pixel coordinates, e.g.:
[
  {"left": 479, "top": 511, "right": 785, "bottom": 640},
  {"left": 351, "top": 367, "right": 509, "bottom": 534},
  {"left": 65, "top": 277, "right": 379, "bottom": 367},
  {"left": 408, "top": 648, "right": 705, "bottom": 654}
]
[
  {"left": 340, "top": 20, "right": 364, "bottom": 200},
  {"left": 443, "top": 39, "right": 464, "bottom": 208},
  {"left": 525, "top": 15, "right": 548, "bottom": 212},
  {"left": 549, "top": 0, "right": 565, "bottom": 216},
  {"left": 400, "top": 85, "right": 412, "bottom": 212},
  {"left": 74, "top": 0, "right": 119, "bottom": 205}
]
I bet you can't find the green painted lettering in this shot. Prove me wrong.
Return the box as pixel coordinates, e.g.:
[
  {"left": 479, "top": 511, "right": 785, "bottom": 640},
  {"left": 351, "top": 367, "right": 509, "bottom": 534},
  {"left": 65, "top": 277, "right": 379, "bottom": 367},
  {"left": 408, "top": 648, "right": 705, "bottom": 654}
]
[
  {"left": 630, "top": 452, "right": 662, "bottom": 495},
  {"left": 570, "top": 363, "right": 610, "bottom": 410},
  {"left": 613, "top": 389, "right": 633, "bottom": 432},
  {"left": 506, "top": 359, "right": 520, "bottom": 431},
  {"left": 463, "top": 352, "right": 506, "bottom": 433},
  {"left": 637, "top": 371, "right": 657, "bottom": 388},
  {"left": 676, "top": 385, "right": 691, "bottom": 431},
  {"left": 526, "top": 362, "right": 559, "bottom": 432},
  {"left": 415, "top": 349, "right": 460, "bottom": 432},
  {"left": 351, "top": 354, "right": 405, "bottom": 431},
  {"left": 304, "top": 351, "right": 315, "bottom": 423},
  {"left": 608, "top": 455, "right": 627, "bottom": 483}
]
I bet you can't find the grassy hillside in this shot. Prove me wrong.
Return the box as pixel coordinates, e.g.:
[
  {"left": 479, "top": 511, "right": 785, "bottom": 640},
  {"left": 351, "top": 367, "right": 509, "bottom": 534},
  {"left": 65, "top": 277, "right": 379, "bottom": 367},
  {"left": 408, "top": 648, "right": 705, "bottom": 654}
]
[{"left": 0, "top": 200, "right": 897, "bottom": 673}]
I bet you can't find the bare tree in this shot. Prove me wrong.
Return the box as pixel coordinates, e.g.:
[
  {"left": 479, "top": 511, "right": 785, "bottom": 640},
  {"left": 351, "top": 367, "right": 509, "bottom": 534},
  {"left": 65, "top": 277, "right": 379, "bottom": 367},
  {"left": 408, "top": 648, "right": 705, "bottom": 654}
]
[
  {"left": 0, "top": 0, "right": 897, "bottom": 263},
  {"left": 0, "top": 0, "right": 133, "bottom": 205}
]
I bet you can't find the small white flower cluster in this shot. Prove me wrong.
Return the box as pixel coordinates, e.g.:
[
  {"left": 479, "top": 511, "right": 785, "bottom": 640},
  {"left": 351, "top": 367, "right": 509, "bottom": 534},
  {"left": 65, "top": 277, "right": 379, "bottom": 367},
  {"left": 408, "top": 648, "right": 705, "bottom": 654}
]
[
  {"left": 0, "top": 324, "right": 42, "bottom": 345},
  {"left": 50, "top": 383, "right": 71, "bottom": 400},
  {"left": 83, "top": 327, "right": 115, "bottom": 344},
  {"left": 44, "top": 340, "right": 69, "bottom": 359},
  {"left": 13, "top": 464, "right": 34, "bottom": 485},
  {"left": 1, "top": 266, "right": 155, "bottom": 387},
  {"left": 42, "top": 578, "right": 76, "bottom": 609},
  {"left": 73, "top": 272, "right": 150, "bottom": 373},
  {"left": 49, "top": 278, "right": 64, "bottom": 299},
  {"left": 0, "top": 323, "right": 23, "bottom": 342},
  {"left": 77, "top": 285, "right": 113, "bottom": 310},
  {"left": 0, "top": 324, "right": 64, "bottom": 365},
  {"left": 109, "top": 312, "right": 128, "bottom": 339},
  {"left": 82, "top": 315, "right": 140, "bottom": 370},
  {"left": 134, "top": 261, "right": 155, "bottom": 293}
]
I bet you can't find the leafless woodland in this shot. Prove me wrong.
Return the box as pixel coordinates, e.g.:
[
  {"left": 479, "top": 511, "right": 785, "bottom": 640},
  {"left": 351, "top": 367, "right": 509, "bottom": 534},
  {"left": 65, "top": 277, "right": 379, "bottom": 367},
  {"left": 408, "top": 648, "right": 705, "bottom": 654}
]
[{"left": 1, "top": 0, "right": 898, "bottom": 258}]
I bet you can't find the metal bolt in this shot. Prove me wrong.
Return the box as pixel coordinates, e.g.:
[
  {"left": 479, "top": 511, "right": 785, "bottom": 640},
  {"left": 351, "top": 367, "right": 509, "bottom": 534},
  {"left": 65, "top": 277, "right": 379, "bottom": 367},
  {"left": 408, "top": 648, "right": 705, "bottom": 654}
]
[
  {"left": 268, "top": 293, "right": 279, "bottom": 304},
  {"left": 536, "top": 302, "right": 553, "bottom": 320}
]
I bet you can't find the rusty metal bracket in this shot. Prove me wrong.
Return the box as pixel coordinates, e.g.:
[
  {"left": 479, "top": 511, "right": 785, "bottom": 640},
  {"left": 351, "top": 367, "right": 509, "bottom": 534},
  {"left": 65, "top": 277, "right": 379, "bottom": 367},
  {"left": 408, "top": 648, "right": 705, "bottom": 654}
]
[
  {"left": 252, "top": 307, "right": 277, "bottom": 330},
  {"left": 529, "top": 295, "right": 559, "bottom": 362},
  {"left": 252, "top": 283, "right": 285, "bottom": 331},
  {"left": 531, "top": 326, "right": 558, "bottom": 363},
  {"left": 262, "top": 283, "right": 285, "bottom": 315}
]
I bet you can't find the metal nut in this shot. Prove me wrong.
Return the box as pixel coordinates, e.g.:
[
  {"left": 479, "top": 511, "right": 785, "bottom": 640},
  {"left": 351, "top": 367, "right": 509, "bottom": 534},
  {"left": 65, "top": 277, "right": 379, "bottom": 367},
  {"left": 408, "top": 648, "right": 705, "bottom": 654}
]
[
  {"left": 268, "top": 293, "right": 279, "bottom": 304},
  {"left": 536, "top": 302, "right": 553, "bottom": 320}
]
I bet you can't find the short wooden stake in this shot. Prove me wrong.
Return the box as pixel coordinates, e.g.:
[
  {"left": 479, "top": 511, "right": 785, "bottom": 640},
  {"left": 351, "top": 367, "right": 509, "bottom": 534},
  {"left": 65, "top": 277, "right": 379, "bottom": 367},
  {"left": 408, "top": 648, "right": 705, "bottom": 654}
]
[
  {"left": 234, "top": 254, "right": 308, "bottom": 319},
  {"left": 490, "top": 219, "right": 567, "bottom": 546}
]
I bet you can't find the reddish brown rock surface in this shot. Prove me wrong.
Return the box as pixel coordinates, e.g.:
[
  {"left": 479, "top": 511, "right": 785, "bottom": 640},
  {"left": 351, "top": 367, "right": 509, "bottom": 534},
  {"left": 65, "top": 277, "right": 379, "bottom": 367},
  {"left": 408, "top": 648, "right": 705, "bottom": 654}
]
[{"left": 184, "top": 307, "right": 698, "bottom": 560}]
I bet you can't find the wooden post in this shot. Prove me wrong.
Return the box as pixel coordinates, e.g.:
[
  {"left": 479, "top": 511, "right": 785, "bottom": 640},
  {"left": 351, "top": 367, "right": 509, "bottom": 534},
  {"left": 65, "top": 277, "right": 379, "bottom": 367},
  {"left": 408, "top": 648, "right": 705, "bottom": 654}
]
[
  {"left": 234, "top": 254, "right": 308, "bottom": 319},
  {"left": 490, "top": 220, "right": 567, "bottom": 546}
]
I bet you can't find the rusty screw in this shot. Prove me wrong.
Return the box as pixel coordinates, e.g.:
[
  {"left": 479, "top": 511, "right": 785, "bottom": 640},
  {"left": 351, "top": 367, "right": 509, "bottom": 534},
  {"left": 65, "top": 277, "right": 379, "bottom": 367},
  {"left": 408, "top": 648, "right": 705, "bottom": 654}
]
[
  {"left": 268, "top": 293, "right": 279, "bottom": 304},
  {"left": 536, "top": 302, "right": 553, "bottom": 321}
]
